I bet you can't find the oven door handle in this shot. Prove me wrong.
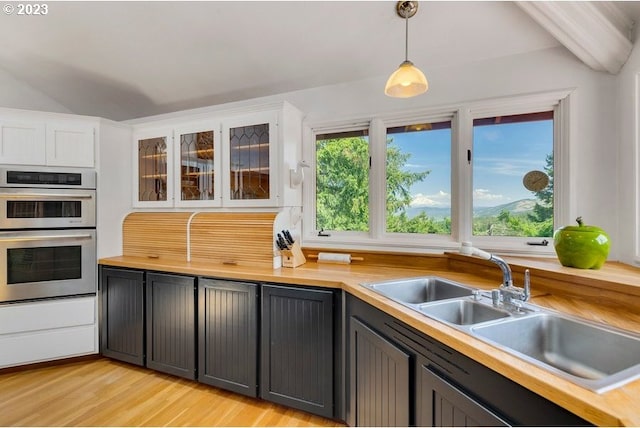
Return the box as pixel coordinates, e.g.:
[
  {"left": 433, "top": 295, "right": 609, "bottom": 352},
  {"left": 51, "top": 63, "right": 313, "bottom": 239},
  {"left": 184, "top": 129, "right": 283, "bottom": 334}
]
[
  {"left": 0, "top": 234, "right": 93, "bottom": 242},
  {"left": 0, "top": 193, "right": 94, "bottom": 200}
]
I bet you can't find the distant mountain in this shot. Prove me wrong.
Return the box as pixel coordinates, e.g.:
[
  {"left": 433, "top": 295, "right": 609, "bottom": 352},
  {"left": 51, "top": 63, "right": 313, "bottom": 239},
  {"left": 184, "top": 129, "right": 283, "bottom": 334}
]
[
  {"left": 473, "top": 199, "right": 537, "bottom": 217},
  {"left": 406, "top": 205, "right": 451, "bottom": 219},
  {"left": 406, "top": 199, "right": 537, "bottom": 219}
]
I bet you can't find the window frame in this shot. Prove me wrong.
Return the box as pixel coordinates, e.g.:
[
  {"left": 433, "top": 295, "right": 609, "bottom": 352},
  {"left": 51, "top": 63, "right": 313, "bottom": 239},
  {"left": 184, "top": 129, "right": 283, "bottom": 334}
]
[{"left": 302, "top": 90, "right": 575, "bottom": 255}]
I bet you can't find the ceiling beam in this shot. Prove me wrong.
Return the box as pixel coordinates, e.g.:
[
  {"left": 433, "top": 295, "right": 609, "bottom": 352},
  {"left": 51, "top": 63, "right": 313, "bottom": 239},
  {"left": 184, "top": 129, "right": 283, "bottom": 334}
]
[{"left": 517, "top": 1, "right": 634, "bottom": 74}]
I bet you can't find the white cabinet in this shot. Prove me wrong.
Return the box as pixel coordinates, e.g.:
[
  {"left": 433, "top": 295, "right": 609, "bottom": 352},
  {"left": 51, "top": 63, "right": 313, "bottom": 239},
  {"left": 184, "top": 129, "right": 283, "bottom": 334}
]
[
  {"left": 46, "top": 121, "right": 95, "bottom": 167},
  {"left": 174, "top": 121, "right": 221, "bottom": 208},
  {"left": 0, "top": 112, "right": 96, "bottom": 167},
  {"left": 133, "top": 127, "right": 174, "bottom": 208},
  {"left": 132, "top": 102, "right": 302, "bottom": 208},
  {"left": 0, "top": 297, "right": 98, "bottom": 368},
  {"left": 133, "top": 122, "right": 221, "bottom": 208},
  {"left": 222, "top": 111, "right": 277, "bottom": 207},
  {"left": 0, "top": 119, "right": 46, "bottom": 165}
]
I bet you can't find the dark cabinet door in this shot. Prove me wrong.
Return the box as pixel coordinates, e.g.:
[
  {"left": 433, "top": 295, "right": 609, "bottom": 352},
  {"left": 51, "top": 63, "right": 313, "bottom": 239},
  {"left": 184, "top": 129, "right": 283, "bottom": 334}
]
[
  {"left": 146, "top": 272, "right": 196, "bottom": 380},
  {"left": 419, "top": 365, "right": 509, "bottom": 427},
  {"left": 350, "top": 316, "right": 410, "bottom": 427},
  {"left": 100, "top": 267, "right": 145, "bottom": 366},
  {"left": 261, "top": 284, "right": 334, "bottom": 418},
  {"left": 198, "top": 278, "right": 258, "bottom": 397}
]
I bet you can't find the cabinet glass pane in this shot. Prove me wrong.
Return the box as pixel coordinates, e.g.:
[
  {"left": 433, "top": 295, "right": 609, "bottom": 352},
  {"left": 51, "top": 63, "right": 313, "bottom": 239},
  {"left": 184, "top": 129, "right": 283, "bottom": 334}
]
[
  {"left": 180, "top": 130, "right": 215, "bottom": 201},
  {"left": 138, "top": 137, "right": 168, "bottom": 202},
  {"left": 229, "top": 123, "right": 270, "bottom": 200}
]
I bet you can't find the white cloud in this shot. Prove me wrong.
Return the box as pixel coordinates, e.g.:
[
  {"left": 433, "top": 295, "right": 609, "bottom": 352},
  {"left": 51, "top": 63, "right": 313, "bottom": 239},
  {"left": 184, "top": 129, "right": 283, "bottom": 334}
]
[
  {"left": 410, "top": 191, "right": 450, "bottom": 207},
  {"left": 473, "top": 188, "right": 505, "bottom": 202}
]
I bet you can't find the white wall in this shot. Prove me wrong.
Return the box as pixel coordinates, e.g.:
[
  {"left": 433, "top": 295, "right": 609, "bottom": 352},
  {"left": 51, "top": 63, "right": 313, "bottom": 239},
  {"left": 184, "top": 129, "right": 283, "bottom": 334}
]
[
  {"left": 617, "top": 33, "right": 640, "bottom": 266},
  {"left": 0, "top": 66, "right": 72, "bottom": 114}
]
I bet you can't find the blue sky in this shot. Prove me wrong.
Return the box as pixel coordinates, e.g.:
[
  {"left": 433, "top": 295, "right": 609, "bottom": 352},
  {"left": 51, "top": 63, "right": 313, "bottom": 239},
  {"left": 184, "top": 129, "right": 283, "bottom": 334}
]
[{"left": 392, "top": 120, "right": 553, "bottom": 208}]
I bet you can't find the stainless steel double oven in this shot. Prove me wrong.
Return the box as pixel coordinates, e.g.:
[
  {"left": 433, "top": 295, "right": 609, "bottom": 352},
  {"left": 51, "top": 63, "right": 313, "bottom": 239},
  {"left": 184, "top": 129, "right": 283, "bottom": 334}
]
[{"left": 0, "top": 167, "right": 97, "bottom": 303}]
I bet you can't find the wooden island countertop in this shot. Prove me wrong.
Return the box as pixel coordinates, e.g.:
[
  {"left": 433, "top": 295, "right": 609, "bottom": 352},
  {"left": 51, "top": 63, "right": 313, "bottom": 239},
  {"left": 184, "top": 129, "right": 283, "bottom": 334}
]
[{"left": 99, "top": 253, "right": 640, "bottom": 427}]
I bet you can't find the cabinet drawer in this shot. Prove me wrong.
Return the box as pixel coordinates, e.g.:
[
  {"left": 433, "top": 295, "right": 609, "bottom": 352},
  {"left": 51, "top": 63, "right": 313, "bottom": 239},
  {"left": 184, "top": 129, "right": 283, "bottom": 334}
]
[
  {"left": 0, "top": 297, "right": 96, "bottom": 335},
  {"left": 0, "top": 324, "right": 97, "bottom": 368}
]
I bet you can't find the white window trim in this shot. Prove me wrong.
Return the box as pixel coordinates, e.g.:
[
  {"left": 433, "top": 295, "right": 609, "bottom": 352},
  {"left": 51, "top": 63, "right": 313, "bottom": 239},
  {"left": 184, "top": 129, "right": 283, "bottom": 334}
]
[{"left": 302, "top": 89, "right": 576, "bottom": 256}]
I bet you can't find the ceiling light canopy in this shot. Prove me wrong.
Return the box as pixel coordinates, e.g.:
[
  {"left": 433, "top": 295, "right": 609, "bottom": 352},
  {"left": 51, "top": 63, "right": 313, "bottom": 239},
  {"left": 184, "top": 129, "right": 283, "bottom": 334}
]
[{"left": 385, "top": 1, "right": 428, "bottom": 98}]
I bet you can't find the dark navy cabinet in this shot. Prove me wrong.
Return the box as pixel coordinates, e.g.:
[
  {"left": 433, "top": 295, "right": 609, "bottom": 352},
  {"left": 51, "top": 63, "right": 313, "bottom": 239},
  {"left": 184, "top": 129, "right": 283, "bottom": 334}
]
[
  {"left": 146, "top": 272, "right": 197, "bottom": 380},
  {"left": 261, "top": 284, "right": 335, "bottom": 418},
  {"left": 419, "top": 364, "right": 508, "bottom": 426},
  {"left": 350, "top": 316, "right": 410, "bottom": 427},
  {"left": 346, "top": 293, "right": 590, "bottom": 427},
  {"left": 198, "top": 278, "right": 258, "bottom": 397},
  {"left": 100, "top": 266, "right": 145, "bottom": 366}
]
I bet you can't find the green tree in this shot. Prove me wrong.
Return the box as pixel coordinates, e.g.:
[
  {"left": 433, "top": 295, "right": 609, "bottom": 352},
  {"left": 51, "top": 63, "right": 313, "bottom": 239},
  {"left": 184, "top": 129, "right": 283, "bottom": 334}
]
[
  {"left": 316, "top": 137, "right": 370, "bottom": 231},
  {"left": 317, "top": 136, "right": 446, "bottom": 233},
  {"left": 528, "top": 153, "right": 554, "bottom": 237},
  {"left": 386, "top": 139, "right": 431, "bottom": 231}
]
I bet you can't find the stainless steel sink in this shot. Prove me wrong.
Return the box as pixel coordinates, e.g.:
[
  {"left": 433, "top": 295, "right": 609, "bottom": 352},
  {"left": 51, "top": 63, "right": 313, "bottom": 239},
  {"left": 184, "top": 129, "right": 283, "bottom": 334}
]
[
  {"left": 418, "top": 300, "right": 510, "bottom": 326},
  {"left": 472, "top": 313, "right": 640, "bottom": 392},
  {"left": 360, "top": 275, "right": 640, "bottom": 392},
  {"left": 361, "top": 276, "right": 473, "bottom": 304}
]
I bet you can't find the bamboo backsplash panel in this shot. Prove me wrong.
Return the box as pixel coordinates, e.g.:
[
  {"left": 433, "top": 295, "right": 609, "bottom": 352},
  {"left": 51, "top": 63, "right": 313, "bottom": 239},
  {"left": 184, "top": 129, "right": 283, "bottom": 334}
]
[
  {"left": 123, "top": 212, "right": 193, "bottom": 260},
  {"left": 189, "top": 212, "right": 277, "bottom": 267},
  {"left": 122, "top": 211, "right": 277, "bottom": 267}
]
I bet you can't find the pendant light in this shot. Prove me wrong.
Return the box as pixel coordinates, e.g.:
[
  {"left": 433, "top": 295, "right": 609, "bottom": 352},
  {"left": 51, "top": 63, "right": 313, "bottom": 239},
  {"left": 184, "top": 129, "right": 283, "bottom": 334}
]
[{"left": 384, "top": 1, "right": 428, "bottom": 98}]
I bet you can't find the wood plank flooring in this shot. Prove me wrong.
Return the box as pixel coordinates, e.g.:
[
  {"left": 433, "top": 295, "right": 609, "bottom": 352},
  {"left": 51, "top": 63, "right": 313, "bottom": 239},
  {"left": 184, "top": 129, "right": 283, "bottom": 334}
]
[{"left": 0, "top": 358, "right": 345, "bottom": 427}]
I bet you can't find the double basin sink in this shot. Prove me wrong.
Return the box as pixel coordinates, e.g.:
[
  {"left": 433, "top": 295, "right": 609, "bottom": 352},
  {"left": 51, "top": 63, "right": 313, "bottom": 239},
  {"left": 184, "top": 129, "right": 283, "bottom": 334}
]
[{"left": 361, "top": 276, "right": 640, "bottom": 393}]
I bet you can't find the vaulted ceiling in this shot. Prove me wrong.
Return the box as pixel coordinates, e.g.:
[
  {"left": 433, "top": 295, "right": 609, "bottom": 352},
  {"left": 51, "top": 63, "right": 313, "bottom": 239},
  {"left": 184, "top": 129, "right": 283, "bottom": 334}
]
[{"left": 1, "top": 1, "right": 639, "bottom": 121}]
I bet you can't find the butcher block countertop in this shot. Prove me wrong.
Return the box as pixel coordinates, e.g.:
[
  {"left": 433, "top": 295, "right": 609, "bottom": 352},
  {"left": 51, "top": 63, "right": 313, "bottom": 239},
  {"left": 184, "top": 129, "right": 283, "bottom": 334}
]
[{"left": 99, "top": 253, "right": 640, "bottom": 427}]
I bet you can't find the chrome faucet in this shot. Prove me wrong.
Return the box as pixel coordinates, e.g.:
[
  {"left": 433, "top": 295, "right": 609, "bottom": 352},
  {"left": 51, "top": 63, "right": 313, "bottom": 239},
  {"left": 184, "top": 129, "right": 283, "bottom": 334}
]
[{"left": 460, "top": 242, "right": 530, "bottom": 310}]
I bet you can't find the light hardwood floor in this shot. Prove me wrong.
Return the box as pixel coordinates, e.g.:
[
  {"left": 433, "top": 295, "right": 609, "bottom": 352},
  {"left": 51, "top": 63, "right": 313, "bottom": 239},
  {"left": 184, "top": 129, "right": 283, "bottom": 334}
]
[{"left": 0, "top": 358, "right": 345, "bottom": 427}]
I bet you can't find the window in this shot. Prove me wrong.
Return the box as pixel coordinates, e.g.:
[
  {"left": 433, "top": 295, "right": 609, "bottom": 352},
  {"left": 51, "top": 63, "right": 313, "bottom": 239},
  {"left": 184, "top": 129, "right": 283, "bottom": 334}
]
[
  {"left": 315, "top": 129, "right": 369, "bottom": 232},
  {"left": 386, "top": 121, "right": 452, "bottom": 235},
  {"left": 472, "top": 112, "right": 554, "bottom": 238},
  {"left": 305, "top": 91, "right": 570, "bottom": 253}
]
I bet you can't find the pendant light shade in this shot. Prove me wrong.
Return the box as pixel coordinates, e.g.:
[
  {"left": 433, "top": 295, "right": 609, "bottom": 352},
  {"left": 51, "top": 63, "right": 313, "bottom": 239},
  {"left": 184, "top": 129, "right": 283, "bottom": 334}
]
[
  {"left": 384, "top": 60, "right": 428, "bottom": 98},
  {"left": 385, "top": 1, "right": 428, "bottom": 98}
]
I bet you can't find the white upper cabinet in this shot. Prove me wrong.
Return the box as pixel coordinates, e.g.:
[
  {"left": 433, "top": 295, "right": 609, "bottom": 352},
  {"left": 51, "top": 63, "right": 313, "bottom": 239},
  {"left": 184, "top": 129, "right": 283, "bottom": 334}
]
[
  {"left": 222, "top": 111, "right": 277, "bottom": 207},
  {"left": 132, "top": 102, "right": 302, "bottom": 209},
  {"left": 46, "top": 121, "right": 95, "bottom": 167},
  {"left": 174, "top": 121, "right": 221, "bottom": 208},
  {"left": 0, "top": 120, "right": 46, "bottom": 165},
  {"left": 133, "top": 127, "right": 174, "bottom": 208},
  {"left": 0, "top": 112, "right": 96, "bottom": 167}
]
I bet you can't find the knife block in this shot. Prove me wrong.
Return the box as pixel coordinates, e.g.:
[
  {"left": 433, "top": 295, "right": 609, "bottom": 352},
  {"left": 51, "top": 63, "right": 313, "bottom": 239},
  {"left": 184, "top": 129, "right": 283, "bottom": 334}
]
[{"left": 281, "top": 242, "right": 306, "bottom": 268}]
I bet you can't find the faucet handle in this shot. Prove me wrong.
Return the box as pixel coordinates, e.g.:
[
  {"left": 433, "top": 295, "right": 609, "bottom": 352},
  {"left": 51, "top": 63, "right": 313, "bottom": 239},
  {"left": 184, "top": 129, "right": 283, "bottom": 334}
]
[
  {"left": 523, "top": 269, "right": 531, "bottom": 301},
  {"left": 491, "top": 289, "right": 502, "bottom": 307}
]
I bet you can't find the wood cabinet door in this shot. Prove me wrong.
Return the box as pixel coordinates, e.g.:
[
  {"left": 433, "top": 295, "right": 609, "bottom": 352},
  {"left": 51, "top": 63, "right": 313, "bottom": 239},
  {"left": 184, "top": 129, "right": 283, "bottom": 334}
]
[
  {"left": 419, "top": 365, "right": 509, "bottom": 427},
  {"left": 261, "top": 284, "right": 334, "bottom": 418},
  {"left": 100, "top": 267, "right": 145, "bottom": 366},
  {"left": 146, "top": 272, "right": 196, "bottom": 379},
  {"left": 350, "top": 316, "right": 410, "bottom": 427},
  {"left": 198, "top": 278, "right": 258, "bottom": 396}
]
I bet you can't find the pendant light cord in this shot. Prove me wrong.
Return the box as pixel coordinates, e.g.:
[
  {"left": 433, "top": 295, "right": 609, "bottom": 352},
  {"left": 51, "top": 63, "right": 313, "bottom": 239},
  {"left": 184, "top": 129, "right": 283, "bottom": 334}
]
[{"left": 404, "top": 9, "right": 409, "bottom": 62}]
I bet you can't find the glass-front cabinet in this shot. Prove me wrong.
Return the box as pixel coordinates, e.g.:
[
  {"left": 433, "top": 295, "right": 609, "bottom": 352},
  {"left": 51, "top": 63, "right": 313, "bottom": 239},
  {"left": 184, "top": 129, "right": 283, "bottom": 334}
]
[
  {"left": 132, "top": 102, "right": 302, "bottom": 208},
  {"left": 134, "top": 129, "right": 173, "bottom": 207},
  {"left": 174, "top": 122, "right": 221, "bottom": 207},
  {"left": 222, "top": 111, "right": 277, "bottom": 207}
]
